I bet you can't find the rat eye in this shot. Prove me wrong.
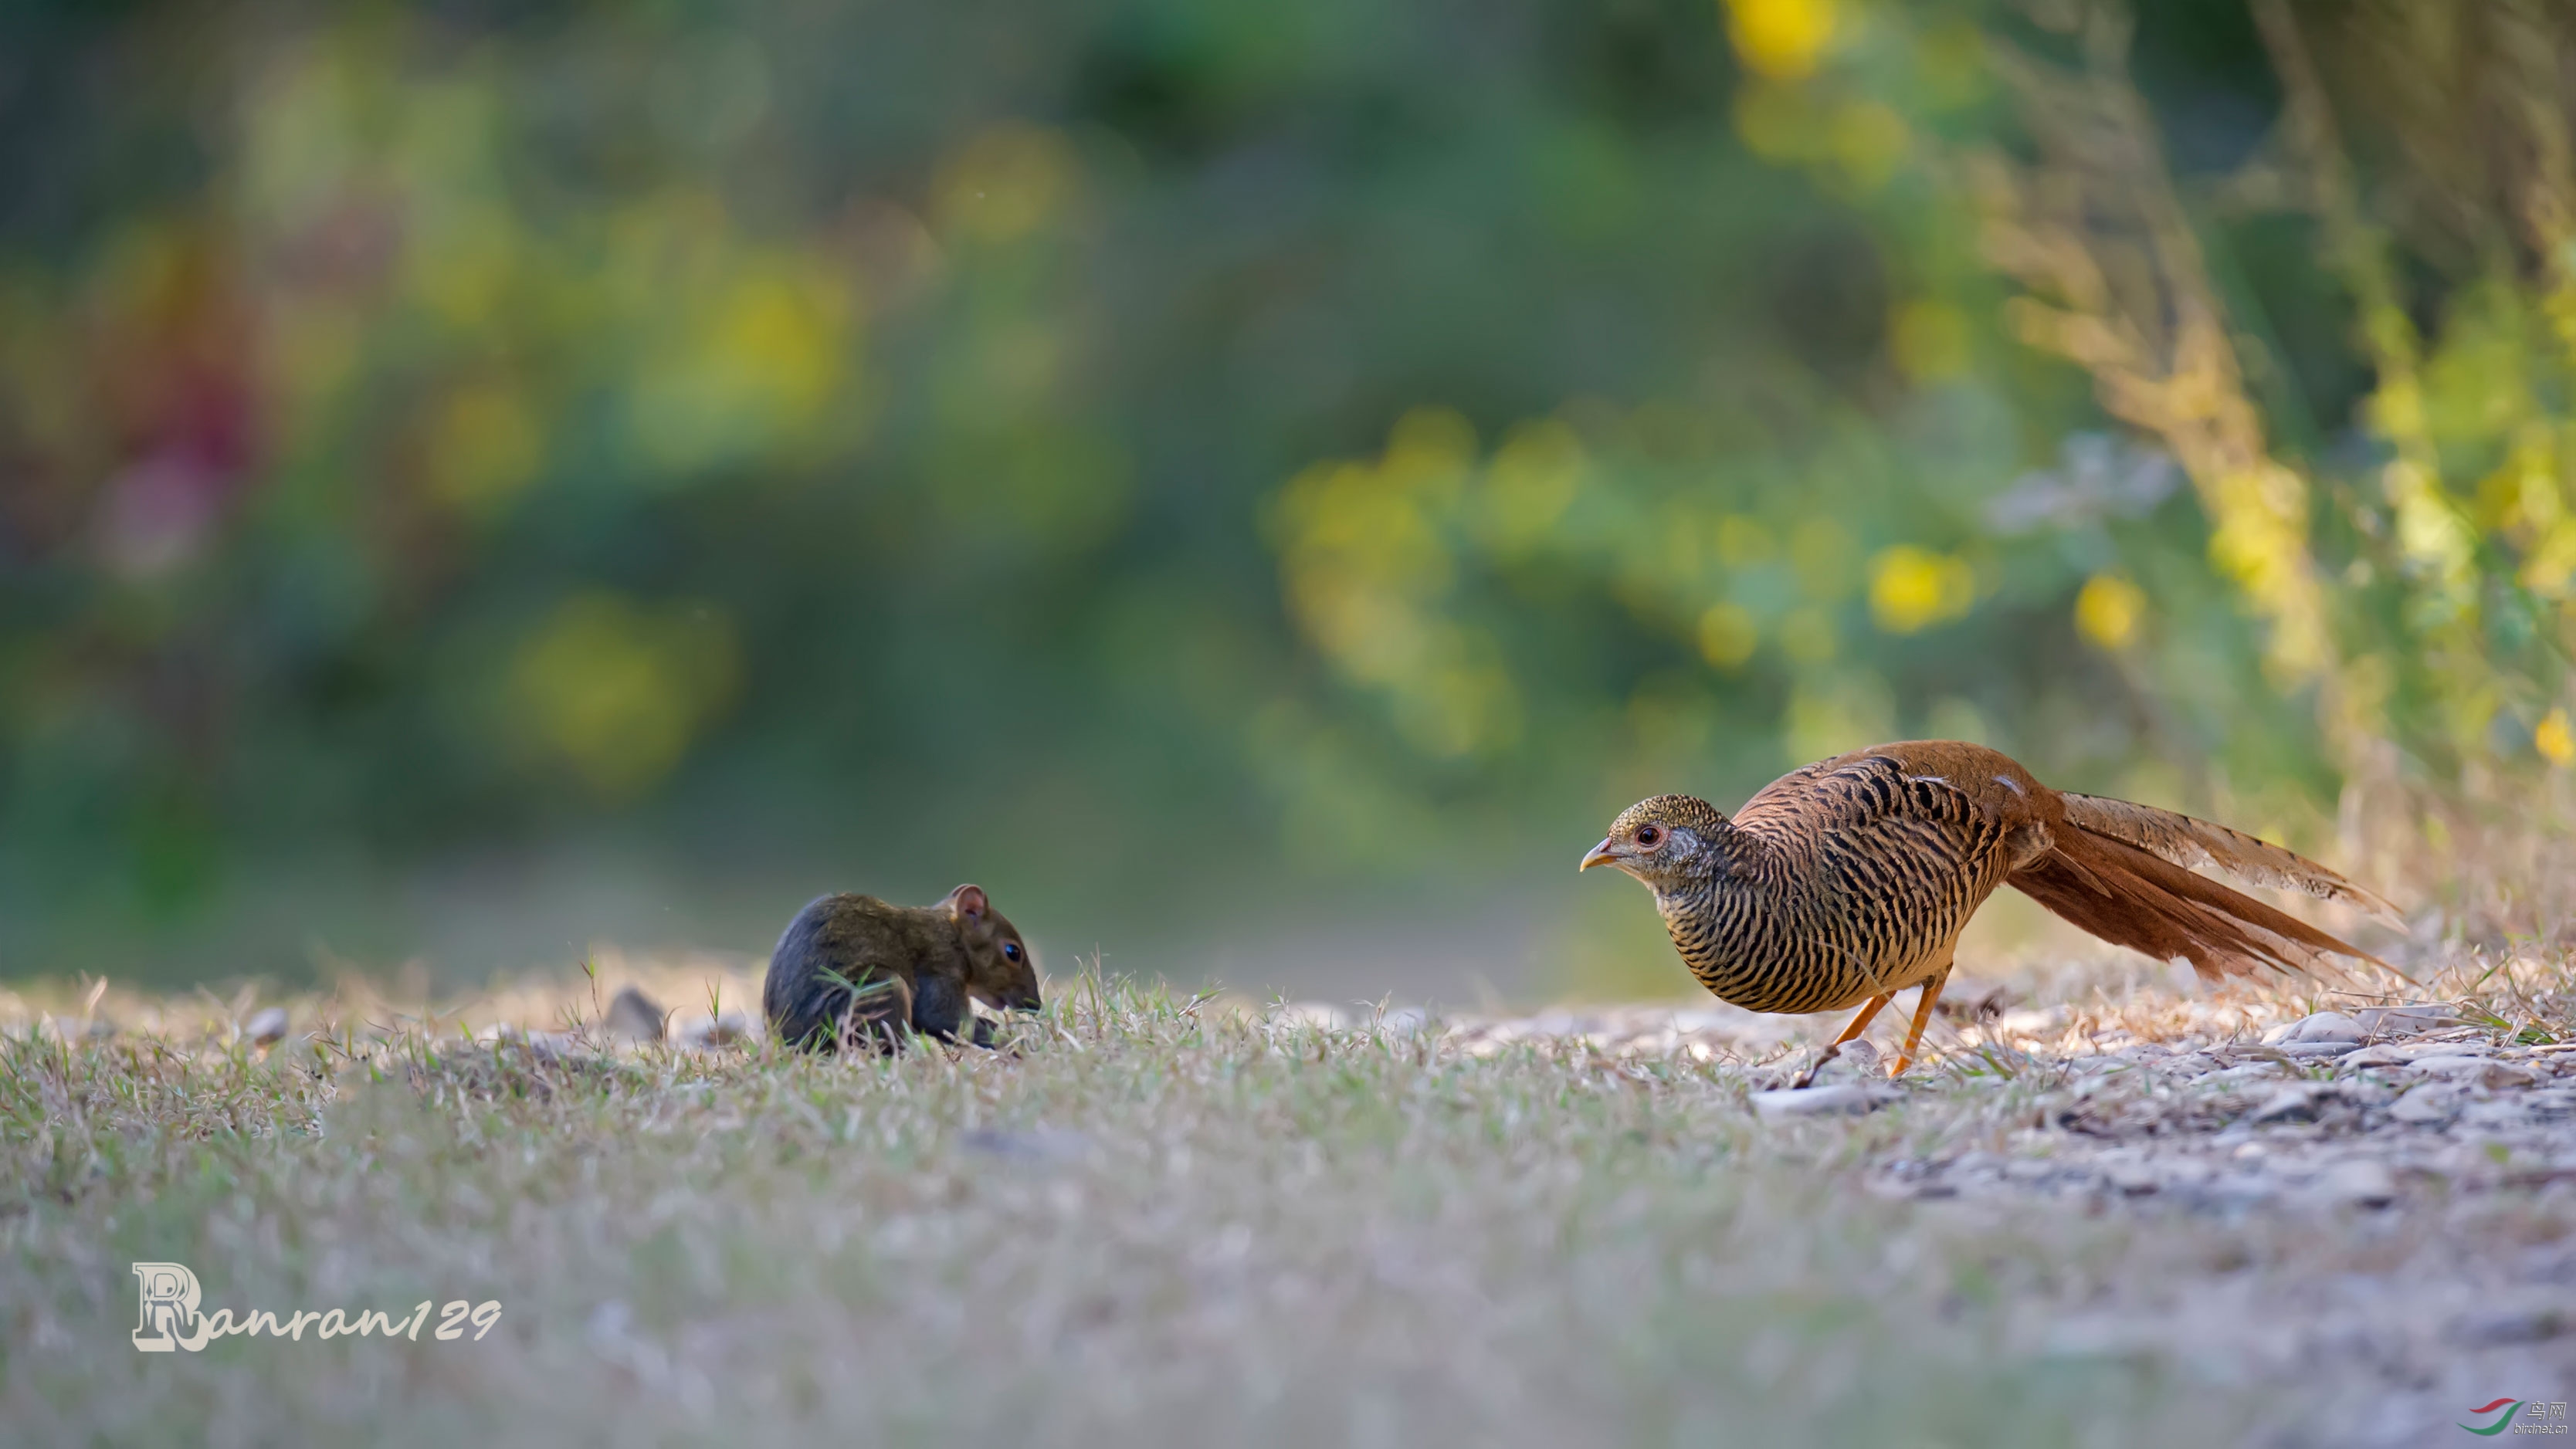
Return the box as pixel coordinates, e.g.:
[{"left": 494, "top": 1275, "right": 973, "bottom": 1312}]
[
  {"left": 1635, "top": 825, "right": 1663, "bottom": 848},
  {"left": 1002, "top": 942, "right": 1022, "bottom": 963}
]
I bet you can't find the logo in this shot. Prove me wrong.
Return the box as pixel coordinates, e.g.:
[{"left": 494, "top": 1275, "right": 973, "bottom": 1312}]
[
  {"left": 129, "top": 1261, "right": 500, "bottom": 1352},
  {"left": 2462, "top": 1400, "right": 2571, "bottom": 1437},
  {"left": 131, "top": 1263, "right": 202, "bottom": 1352}
]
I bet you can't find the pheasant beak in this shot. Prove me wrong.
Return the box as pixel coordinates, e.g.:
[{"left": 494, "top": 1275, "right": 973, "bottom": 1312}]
[{"left": 1578, "top": 838, "right": 1621, "bottom": 872}]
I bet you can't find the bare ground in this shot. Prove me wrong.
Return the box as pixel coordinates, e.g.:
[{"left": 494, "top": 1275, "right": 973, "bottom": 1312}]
[{"left": 5, "top": 946, "right": 2575, "bottom": 1447}]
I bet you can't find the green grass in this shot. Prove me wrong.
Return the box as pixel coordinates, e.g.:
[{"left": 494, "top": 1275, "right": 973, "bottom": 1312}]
[{"left": 0, "top": 970, "right": 2551, "bottom": 1447}]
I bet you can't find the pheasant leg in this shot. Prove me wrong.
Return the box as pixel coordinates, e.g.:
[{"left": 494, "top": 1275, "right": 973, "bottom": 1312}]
[
  {"left": 1889, "top": 964, "right": 1953, "bottom": 1078},
  {"left": 1789, "top": 992, "right": 1893, "bottom": 1089}
]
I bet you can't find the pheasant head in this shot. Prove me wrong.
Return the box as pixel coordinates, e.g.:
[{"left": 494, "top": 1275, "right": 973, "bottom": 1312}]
[{"left": 1579, "top": 794, "right": 1733, "bottom": 895}]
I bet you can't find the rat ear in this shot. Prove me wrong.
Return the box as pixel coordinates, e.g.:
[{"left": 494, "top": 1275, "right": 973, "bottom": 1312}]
[{"left": 944, "top": 885, "right": 988, "bottom": 922}]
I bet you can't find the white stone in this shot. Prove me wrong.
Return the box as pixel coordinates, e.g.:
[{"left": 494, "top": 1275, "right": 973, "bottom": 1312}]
[
  {"left": 1749, "top": 1085, "right": 1891, "bottom": 1119},
  {"left": 2408, "top": 1055, "right": 2538, "bottom": 1089},
  {"left": 2262, "top": 1011, "right": 2364, "bottom": 1046},
  {"left": 673, "top": 1013, "right": 758, "bottom": 1049},
  {"left": 2196, "top": 1062, "right": 2289, "bottom": 1086},
  {"left": 2103, "top": 1162, "right": 2161, "bottom": 1195},
  {"left": 2354, "top": 1004, "right": 2467, "bottom": 1038},
  {"left": 2249, "top": 1084, "right": 2340, "bottom": 1123},
  {"left": 2527, "top": 1089, "right": 2576, "bottom": 1118},
  {"left": 488, "top": 1028, "right": 582, "bottom": 1059},
  {"left": 2451, "top": 1305, "right": 2570, "bottom": 1346},
  {"left": 2311, "top": 1159, "right": 2397, "bottom": 1206},
  {"left": 2389, "top": 1085, "right": 2462, "bottom": 1124},
  {"left": 603, "top": 986, "right": 666, "bottom": 1044},
  {"left": 2461, "top": 1099, "right": 2537, "bottom": 1129}
]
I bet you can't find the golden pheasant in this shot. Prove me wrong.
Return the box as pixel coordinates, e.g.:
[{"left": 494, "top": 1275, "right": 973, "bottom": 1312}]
[{"left": 1581, "top": 740, "right": 2394, "bottom": 1084}]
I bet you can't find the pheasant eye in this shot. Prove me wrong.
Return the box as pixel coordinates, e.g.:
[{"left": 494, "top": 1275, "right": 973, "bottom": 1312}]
[{"left": 1635, "top": 825, "right": 1663, "bottom": 847}]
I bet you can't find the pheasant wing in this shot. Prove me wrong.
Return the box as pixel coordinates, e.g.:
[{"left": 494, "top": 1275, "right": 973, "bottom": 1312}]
[
  {"left": 1731, "top": 747, "right": 2032, "bottom": 991},
  {"left": 1730, "top": 741, "right": 2043, "bottom": 848}
]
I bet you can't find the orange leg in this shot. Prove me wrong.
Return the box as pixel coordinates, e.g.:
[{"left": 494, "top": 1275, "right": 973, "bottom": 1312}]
[
  {"left": 1889, "top": 963, "right": 1954, "bottom": 1078},
  {"left": 1830, "top": 993, "right": 1894, "bottom": 1048},
  {"left": 1789, "top": 991, "right": 1894, "bottom": 1089}
]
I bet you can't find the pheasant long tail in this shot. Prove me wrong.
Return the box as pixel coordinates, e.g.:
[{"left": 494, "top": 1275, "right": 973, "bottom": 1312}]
[
  {"left": 2010, "top": 799, "right": 2394, "bottom": 983},
  {"left": 2055, "top": 793, "right": 2401, "bottom": 919}
]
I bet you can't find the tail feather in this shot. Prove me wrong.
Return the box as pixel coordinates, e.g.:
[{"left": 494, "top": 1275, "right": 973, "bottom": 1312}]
[
  {"left": 2011, "top": 825, "right": 2390, "bottom": 983},
  {"left": 2056, "top": 792, "right": 2401, "bottom": 920}
]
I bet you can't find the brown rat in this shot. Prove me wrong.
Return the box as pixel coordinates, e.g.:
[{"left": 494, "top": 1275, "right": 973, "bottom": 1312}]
[{"left": 763, "top": 884, "right": 1041, "bottom": 1052}]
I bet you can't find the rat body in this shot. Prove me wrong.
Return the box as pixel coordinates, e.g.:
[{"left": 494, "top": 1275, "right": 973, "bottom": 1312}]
[{"left": 763, "top": 885, "right": 1041, "bottom": 1052}]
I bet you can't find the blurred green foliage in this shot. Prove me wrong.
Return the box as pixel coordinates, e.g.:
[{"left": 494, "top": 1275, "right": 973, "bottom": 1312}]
[{"left": 0, "top": 0, "right": 2570, "bottom": 983}]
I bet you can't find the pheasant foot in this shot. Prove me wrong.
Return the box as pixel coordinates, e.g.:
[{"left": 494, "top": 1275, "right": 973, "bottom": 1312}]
[{"left": 1790, "top": 990, "right": 1894, "bottom": 1089}]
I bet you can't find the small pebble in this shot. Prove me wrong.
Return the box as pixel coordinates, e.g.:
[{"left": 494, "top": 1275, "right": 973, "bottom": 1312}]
[
  {"left": 2262, "top": 1011, "right": 2363, "bottom": 1046},
  {"left": 603, "top": 987, "right": 667, "bottom": 1045},
  {"left": 244, "top": 1007, "right": 290, "bottom": 1047},
  {"left": 2311, "top": 1160, "right": 2397, "bottom": 1207},
  {"left": 489, "top": 1028, "right": 582, "bottom": 1060},
  {"left": 2408, "top": 1055, "right": 2538, "bottom": 1089},
  {"left": 2354, "top": 1004, "right": 2467, "bottom": 1038},
  {"left": 2249, "top": 1083, "right": 2340, "bottom": 1124},
  {"left": 2196, "top": 1062, "right": 2289, "bottom": 1086},
  {"left": 2388, "top": 1038, "right": 2492, "bottom": 1061},
  {"left": 674, "top": 1013, "right": 757, "bottom": 1049},
  {"left": 2451, "top": 1305, "right": 2569, "bottom": 1346},
  {"left": 961, "top": 1127, "right": 1091, "bottom": 1163},
  {"left": 2103, "top": 1163, "right": 2161, "bottom": 1196},
  {"left": 1936, "top": 983, "right": 2012, "bottom": 1023},
  {"left": 2208, "top": 1176, "right": 2279, "bottom": 1207},
  {"left": 2527, "top": 1089, "right": 2576, "bottom": 1118},
  {"left": 2390, "top": 1085, "right": 2462, "bottom": 1125},
  {"left": 1750, "top": 1084, "right": 1891, "bottom": 1119},
  {"left": 2461, "top": 1099, "right": 2537, "bottom": 1130}
]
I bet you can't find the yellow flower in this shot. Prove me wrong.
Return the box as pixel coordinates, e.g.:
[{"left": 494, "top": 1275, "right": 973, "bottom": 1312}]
[
  {"left": 2075, "top": 574, "right": 2147, "bottom": 650},
  {"left": 1698, "top": 603, "right": 1758, "bottom": 668},
  {"left": 509, "top": 594, "right": 740, "bottom": 799},
  {"left": 1868, "top": 546, "right": 1975, "bottom": 633},
  {"left": 1721, "top": 0, "right": 1837, "bottom": 83},
  {"left": 2539, "top": 708, "right": 2574, "bottom": 767}
]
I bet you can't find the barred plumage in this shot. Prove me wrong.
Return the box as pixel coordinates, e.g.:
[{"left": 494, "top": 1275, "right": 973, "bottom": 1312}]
[{"left": 1581, "top": 741, "right": 2394, "bottom": 1081}]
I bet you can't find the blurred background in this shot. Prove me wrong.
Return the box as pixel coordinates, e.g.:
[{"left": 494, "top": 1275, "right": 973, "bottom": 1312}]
[{"left": 2, "top": 0, "right": 2571, "bottom": 1002}]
